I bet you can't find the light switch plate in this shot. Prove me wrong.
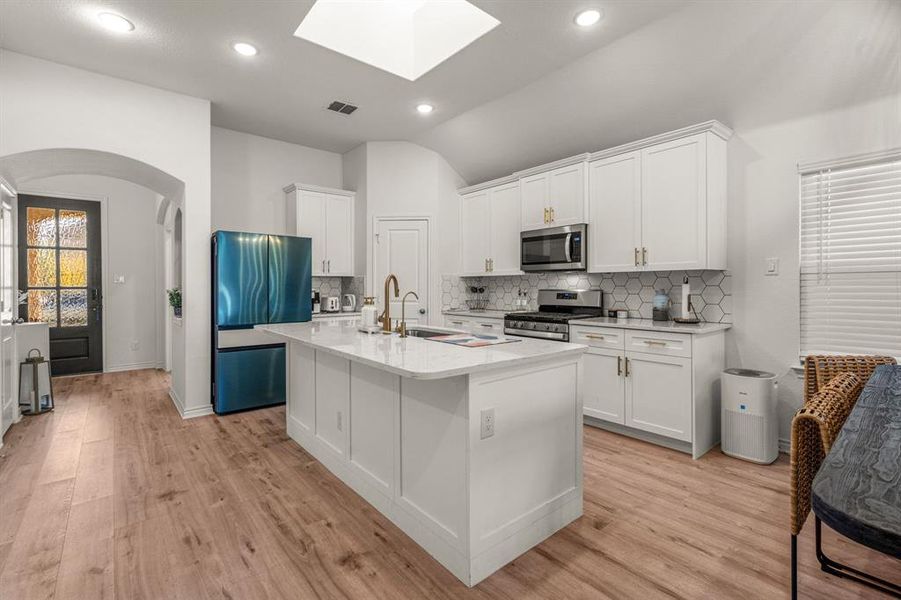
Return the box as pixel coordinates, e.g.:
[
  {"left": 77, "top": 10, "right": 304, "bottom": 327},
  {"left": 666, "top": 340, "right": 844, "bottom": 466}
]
[
  {"left": 114, "top": 275, "right": 126, "bottom": 284},
  {"left": 765, "top": 257, "right": 779, "bottom": 276}
]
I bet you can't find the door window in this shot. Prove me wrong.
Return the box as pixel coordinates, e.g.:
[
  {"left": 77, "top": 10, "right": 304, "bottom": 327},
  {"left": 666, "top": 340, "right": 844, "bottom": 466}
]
[{"left": 24, "top": 206, "right": 89, "bottom": 327}]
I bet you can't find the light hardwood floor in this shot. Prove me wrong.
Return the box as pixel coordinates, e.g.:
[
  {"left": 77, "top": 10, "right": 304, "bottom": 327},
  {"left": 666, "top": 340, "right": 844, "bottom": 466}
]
[{"left": 0, "top": 369, "right": 897, "bottom": 599}]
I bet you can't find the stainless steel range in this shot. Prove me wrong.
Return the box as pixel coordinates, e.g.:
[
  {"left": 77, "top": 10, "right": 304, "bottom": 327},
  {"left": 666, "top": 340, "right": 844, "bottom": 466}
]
[{"left": 504, "top": 288, "right": 603, "bottom": 342}]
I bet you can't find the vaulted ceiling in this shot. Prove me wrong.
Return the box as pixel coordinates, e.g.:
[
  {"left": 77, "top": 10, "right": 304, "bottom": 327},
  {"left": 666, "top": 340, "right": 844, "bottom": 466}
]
[{"left": 1, "top": 0, "right": 898, "bottom": 183}]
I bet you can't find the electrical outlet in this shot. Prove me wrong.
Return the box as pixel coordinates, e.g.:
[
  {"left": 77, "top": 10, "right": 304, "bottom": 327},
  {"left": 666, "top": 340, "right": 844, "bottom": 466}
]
[
  {"left": 765, "top": 257, "right": 779, "bottom": 276},
  {"left": 480, "top": 408, "right": 495, "bottom": 439},
  {"left": 130, "top": 340, "right": 139, "bottom": 351},
  {"left": 337, "top": 411, "right": 342, "bottom": 432}
]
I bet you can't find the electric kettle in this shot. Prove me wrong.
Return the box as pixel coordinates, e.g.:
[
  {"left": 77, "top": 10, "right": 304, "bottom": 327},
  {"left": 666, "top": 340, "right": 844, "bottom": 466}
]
[{"left": 342, "top": 294, "right": 357, "bottom": 312}]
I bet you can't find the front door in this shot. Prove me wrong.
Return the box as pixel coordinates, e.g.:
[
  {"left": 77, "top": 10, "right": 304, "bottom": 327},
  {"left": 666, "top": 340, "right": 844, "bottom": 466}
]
[
  {"left": 17, "top": 195, "right": 103, "bottom": 375},
  {"left": 374, "top": 218, "right": 429, "bottom": 327}
]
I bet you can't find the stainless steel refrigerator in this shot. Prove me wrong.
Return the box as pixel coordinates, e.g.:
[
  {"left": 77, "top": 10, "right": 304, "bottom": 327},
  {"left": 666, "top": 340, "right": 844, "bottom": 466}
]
[{"left": 211, "top": 231, "right": 312, "bottom": 414}]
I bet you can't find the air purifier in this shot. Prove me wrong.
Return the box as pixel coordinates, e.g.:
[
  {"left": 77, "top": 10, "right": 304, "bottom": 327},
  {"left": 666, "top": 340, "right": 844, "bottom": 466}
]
[{"left": 721, "top": 368, "right": 779, "bottom": 464}]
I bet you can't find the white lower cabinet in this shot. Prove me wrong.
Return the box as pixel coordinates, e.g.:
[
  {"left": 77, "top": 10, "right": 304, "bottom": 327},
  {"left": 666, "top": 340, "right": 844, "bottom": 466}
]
[
  {"left": 625, "top": 352, "right": 691, "bottom": 442},
  {"left": 582, "top": 348, "right": 625, "bottom": 424},
  {"left": 572, "top": 323, "right": 724, "bottom": 458},
  {"left": 443, "top": 314, "right": 504, "bottom": 334}
]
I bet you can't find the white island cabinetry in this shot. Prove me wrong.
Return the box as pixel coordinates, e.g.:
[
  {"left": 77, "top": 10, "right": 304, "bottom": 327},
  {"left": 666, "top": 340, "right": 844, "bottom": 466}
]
[{"left": 258, "top": 320, "right": 586, "bottom": 587}]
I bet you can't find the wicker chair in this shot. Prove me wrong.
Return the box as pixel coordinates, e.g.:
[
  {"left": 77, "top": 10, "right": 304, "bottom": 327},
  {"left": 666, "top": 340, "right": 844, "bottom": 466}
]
[{"left": 790, "top": 354, "right": 897, "bottom": 599}]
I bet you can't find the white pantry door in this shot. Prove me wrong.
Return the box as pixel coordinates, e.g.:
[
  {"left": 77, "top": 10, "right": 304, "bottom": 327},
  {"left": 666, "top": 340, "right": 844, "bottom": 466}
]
[
  {"left": 0, "top": 184, "right": 17, "bottom": 439},
  {"left": 374, "top": 219, "right": 429, "bottom": 328}
]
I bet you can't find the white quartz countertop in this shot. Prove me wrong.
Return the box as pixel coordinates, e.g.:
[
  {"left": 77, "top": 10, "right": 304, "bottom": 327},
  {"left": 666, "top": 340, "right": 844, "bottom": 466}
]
[
  {"left": 574, "top": 316, "right": 731, "bottom": 335},
  {"left": 256, "top": 320, "right": 587, "bottom": 380},
  {"left": 442, "top": 309, "right": 510, "bottom": 319}
]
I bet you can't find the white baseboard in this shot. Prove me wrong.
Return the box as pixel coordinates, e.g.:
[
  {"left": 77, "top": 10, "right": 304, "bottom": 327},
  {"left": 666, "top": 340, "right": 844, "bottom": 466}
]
[
  {"left": 105, "top": 361, "right": 160, "bottom": 373},
  {"left": 779, "top": 438, "right": 790, "bottom": 454},
  {"left": 168, "top": 387, "right": 213, "bottom": 419}
]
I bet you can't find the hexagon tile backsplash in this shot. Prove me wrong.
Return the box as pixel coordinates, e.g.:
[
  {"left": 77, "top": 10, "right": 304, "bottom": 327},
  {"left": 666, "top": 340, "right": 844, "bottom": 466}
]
[
  {"left": 313, "top": 277, "right": 364, "bottom": 301},
  {"left": 441, "top": 270, "right": 732, "bottom": 324}
]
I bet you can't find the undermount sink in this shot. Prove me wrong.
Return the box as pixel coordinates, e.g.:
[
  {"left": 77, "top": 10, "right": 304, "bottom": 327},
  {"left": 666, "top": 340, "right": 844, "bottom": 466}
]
[{"left": 403, "top": 327, "right": 452, "bottom": 339}]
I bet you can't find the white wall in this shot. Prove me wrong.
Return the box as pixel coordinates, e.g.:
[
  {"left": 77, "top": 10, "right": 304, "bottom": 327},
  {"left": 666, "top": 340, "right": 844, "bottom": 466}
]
[
  {"left": 344, "top": 142, "right": 465, "bottom": 324},
  {"left": 727, "top": 93, "right": 901, "bottom": 443},
  {"left": 19, "top": 175, "right": 164, "bottom": 373},
  {"left": 211, "top": 127, "right": 343, "bottom": 234},
  {"left": 0, "top": 50, "right": 210, "bottom": 417}
]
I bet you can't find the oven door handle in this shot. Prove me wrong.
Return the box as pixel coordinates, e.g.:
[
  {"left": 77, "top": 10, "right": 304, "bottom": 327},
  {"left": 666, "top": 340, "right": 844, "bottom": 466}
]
[{"left": 564, "top": 233, "right": 572, "bottom": 263}]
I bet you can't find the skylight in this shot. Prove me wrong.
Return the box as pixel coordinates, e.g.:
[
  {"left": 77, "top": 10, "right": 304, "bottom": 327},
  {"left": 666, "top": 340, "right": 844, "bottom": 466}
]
[{"left": 294, "top": 0, "right": 500, "bottom": 81}]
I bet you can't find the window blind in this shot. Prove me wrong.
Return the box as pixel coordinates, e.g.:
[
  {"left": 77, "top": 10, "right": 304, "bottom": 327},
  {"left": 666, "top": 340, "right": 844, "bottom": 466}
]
[{"left": 799, "top": 151, "right": 901, "bottom": 359}]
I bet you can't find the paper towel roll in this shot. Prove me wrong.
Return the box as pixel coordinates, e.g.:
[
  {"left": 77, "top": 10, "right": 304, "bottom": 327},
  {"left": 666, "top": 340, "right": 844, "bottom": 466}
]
[{"left": 681, "top": 278, "right": 690, "bottom": 319}]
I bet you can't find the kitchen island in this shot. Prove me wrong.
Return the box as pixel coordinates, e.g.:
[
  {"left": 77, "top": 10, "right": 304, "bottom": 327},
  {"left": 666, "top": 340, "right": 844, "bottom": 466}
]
[{"left": 256, "top": 319, "right": 587, "bottom": 586}]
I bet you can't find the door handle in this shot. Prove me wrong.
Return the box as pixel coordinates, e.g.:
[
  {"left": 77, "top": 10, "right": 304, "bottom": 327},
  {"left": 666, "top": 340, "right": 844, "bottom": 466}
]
[
  {"left": 321, "top": 260, "right": 326, "bottom": 272},
  {"left": 419, "top": 308, "right": 426, "bottom": 315},
  {"left": 644, "top": 340, "right": 668, "bottom": 347},
  {"left": 564, "top": 233, "right": 572, "bottom": 263},
  {"left": 550, "top": 207, "right": 555, "bottom": 222},
  {"left": 634, "top": 247, "right": 640, "bottom": 267},
  {"left": 489, "top": 258, "right": 494, "bottom": 272},
  {"left": 624, "top": 357, "right": 630, "bottom": 377},
  {"left": 642, "top": 247, "right": 647, "bottom": 266},
  {"left": 484, "top": 258, "right": 488, "bottom": 272},
  {"left": 2, "top": 318, "right": 24, "bottom": 325},
  {"left": 617, "top": 355, "right": 622, "bottom": 376},
  {"left": 584, "top": 333, "right": 605, "bottom": 340},
  {"left": 327, "top": 260, "right": 331, "bottom": 273}
]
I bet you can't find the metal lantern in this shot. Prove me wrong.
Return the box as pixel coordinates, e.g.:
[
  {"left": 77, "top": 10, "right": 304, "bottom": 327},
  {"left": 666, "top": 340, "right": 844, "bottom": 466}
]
[{"left": 19, "top": 348, "right": 54, "bottom": 415}]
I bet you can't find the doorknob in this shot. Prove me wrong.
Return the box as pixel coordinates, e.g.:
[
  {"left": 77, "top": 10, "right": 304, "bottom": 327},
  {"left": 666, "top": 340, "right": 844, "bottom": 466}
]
[
  {"left": 2, "top": 318, "right": 24, "bottom": 325},
  {"left": 418, "top": 308, "right": 426, "bottom": 315}
]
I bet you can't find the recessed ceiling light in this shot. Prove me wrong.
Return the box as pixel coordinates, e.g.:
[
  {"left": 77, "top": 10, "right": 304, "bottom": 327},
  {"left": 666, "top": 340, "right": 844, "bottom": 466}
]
[
  {"left": 97, "top": 12, "right": 134, "bottom": 33},
  {"left": 233, "top": 42, "right": 258, "bottom": 57},
  {"left": 416, "top": 104, "right": 434, "bottom": 114},
  {"left": 574, "top": 9, "right": 602, "bottom": 27}
]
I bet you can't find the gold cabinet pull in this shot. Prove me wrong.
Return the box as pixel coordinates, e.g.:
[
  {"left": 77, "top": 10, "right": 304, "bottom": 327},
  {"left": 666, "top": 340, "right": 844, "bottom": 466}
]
[
  {"left": 644, "top": 340, "right": 668, "bottom": 347},
  {"left": 550, "top": 207, "right": 555, "bottom": 222},
  {"left": 642, "top": 247, "right": 648, "bottom": 266},
  {"left": 634, "top": 247, "right": 640, "bottom": 267},
  {"left": 617, "top": 355, "right": 622, "bottom": 376},
  {"left": 624, "top": 357, "right": 630, "bottom": 377},
  {"left": 584, "top": 334, "right": 605, "bottom": 340}
]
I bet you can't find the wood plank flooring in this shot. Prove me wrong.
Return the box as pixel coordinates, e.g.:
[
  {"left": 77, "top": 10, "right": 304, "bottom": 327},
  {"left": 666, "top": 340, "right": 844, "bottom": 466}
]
[{"left": 0, "top": 369, "right": 897, "bottom": 599}]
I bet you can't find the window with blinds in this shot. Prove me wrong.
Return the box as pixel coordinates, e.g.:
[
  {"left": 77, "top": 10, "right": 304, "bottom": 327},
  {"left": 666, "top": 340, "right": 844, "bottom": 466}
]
[{"left": 799, "top": 150, "right": 901, "bottom": 359}]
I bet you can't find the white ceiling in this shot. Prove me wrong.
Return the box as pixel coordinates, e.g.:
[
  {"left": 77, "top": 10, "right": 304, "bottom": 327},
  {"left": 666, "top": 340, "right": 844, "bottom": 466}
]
[
  {"left": 1, "top": 1, "right": 898, "bottom": 184},
  {"left": 0, "top": 0, "right": 684, "bottom": 159}
]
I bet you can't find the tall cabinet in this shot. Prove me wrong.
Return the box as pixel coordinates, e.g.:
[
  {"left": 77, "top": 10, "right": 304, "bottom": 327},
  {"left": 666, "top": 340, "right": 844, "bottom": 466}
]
[
  {"left": 587, "top": 123, "right": 730, "bottom": 272},
  {"left": 459, "top": 178, "right": 522, "bottom": 276},
  {"left": 284, "top": 184, "right": 355, "bottom": 276}
]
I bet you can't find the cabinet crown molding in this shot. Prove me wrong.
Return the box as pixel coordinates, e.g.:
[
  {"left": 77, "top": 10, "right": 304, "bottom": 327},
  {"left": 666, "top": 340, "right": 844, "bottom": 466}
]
[
  {"left": 588, "top": 120, "right": 733, "bottom": 162},
  {"left": 458, "top": 174, "right": 518, "bottom": 196},
  {"left": 283, "top": 182, "right": 355, "bottom": 197},
  {"left": 513, "top": 153, "right": 591, "bottom": 180}
]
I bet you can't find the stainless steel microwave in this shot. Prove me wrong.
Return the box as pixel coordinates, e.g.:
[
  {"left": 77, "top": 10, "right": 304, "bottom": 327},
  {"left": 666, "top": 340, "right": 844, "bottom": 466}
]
[{"left": 520, "top": 224, "right": 587, "bottom": 272}]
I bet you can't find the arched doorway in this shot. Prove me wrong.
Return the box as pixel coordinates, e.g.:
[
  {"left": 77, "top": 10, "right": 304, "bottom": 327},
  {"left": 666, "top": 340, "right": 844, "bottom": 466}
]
[{"left": 0, "top": 148, "right": 186, "bottom": 434}]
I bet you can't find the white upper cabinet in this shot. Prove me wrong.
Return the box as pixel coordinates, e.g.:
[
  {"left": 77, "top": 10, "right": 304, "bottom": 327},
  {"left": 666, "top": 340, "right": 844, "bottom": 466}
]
[
  {"left": 461, "top": 190, "right": 491, "bottom": 274},
  {"left": 519, "top": 173, "right": 548, "bottom": 231},
  {"left": 488, "top": 183, "right": 521, "bottom": 274},
  {"left": 547, "top": 162, "right": 586, "bottom": 227},
  {"left": 284, "top": 184, "right": 355, "bottom": 276},
  {"left": 518, "top": 160, "right": 587, "bottom": 231},
  {"left": 588, "top": 151, "right": 642, "bottom": 272},
  {"left": 640, "top": 134, "right": 707, "bottom": 271},
  {"left": 587, "top": 124, "right": 729, "bottom": 272},
  {"left": 460, "top": 180, "right": 522, "bottom": 276},
  {"left": 324, "top": 192, "right": 353, "bottom": 275},
  {"left": 461, "top": 121, "right": 730, "bottom": 273}
]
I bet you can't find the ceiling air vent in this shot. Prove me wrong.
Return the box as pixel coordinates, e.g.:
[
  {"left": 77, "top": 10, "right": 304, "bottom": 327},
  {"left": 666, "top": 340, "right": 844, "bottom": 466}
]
[{"left": 327, "top": 100, "right": 358, "bottom": 115}]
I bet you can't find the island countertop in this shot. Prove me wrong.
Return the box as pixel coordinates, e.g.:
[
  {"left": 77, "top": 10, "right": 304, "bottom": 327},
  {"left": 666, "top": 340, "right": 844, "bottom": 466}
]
[{"left": 256, "top": 320, "right": 587, "bottom": 380}]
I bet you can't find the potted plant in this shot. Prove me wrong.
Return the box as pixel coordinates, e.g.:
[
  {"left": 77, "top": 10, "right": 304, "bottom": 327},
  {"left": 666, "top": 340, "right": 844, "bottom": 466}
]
[{"left": 167, "top": 287, "right": 182, "bottom": 318}]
